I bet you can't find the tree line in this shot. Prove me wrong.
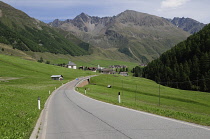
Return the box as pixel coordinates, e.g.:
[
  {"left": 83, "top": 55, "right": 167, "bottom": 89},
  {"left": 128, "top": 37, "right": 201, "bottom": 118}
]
[{"left": 133, "top": 24, "right": 210, "bottom": 92}]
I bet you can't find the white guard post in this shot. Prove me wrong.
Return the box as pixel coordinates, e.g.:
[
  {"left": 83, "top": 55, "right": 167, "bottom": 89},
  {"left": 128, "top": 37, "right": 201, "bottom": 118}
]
[
  {"left": 118, "top": 92, "right": 121, "bottom": 103},
  {"left": 38, "top": 96, "right": 40, "bottom": 110}
]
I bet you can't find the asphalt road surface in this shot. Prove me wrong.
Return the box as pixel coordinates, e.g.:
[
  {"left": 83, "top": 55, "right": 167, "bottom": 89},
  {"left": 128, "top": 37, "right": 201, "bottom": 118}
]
[{"left": 44, "top": 77, "right": 210, "bottom": 139}]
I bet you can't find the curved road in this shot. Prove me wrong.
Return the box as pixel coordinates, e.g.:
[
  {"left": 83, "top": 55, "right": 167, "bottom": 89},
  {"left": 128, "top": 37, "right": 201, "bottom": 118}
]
[{"left": 43, "top": 77, "right": 210, "bottom": 139}]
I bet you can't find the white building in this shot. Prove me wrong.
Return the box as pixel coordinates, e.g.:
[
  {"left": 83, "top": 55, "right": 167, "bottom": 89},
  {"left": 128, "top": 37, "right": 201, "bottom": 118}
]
[
  {"left": 51, "top": 75, "right": 63, "bottom": 80},
  {"left": 67, "top": 61, "right": 77, "bottom": 69},
  {"left": 97, "top": 64, "right": 104, "bottom": 70}
]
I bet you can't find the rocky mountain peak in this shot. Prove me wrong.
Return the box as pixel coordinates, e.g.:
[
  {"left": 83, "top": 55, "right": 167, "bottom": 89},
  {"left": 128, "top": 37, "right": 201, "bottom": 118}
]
[
  {"left": 118, "top": 10, "right": 138, "bottom": 16},
  {"left": 73, "top": 12, "right": 90, "bottom": 22},
  {"left": 116, "top": 10, "right": 169, "bottom": 27},
  {"left": 169, "top": 17, "right": 205, "bottom": 34},
  {"left": 50, "top": 19, "right": 63, "bottom": 27},
  {"left": 70, "top": 13, "right": 114, "bottom": 32}
]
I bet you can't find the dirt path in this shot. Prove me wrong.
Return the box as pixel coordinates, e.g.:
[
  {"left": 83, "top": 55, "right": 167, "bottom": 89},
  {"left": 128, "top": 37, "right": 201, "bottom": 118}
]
[{"left": 128, "top": 47, "right": 141, "bottom": 61}]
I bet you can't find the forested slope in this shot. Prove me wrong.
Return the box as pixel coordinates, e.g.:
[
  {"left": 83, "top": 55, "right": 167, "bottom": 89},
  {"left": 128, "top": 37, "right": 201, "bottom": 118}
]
[
  {"left": 143, "top": 24, "right": 210, "bottom": 92},
  {"left": 0, "top": 1, "right": 90, "bottom": 56}
]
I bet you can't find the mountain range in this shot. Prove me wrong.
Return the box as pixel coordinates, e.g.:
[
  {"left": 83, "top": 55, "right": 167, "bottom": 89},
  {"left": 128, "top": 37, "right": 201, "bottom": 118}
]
[
  {"left": 50, "top": 10, "right": 192, "bottom": 63},
  {"left": 166, "top": 17, "right": 206, "bottom": 34},
  {"left": 0, "top": 1, "right": 207, "bottom": 64}
]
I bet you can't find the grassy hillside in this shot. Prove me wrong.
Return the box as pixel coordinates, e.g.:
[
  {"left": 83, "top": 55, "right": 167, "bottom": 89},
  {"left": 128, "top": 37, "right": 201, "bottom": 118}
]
[
  {"left": 0, "top": 1, "right": 90, "bottom": 56},
  {"left": 78, "top": 74, "right": 210, "bottom": 126},
  {"left": 0, "top": 54, "right": 93, "bottom": 139},
  {"left": 0, "top": 43, "right": 139, "bottom": 68}
]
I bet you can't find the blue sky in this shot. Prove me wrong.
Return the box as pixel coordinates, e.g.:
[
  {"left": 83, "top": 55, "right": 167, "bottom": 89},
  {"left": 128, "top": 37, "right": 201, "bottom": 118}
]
[{"left": 2, "top": 0, "right": 210, "bottom": 24}]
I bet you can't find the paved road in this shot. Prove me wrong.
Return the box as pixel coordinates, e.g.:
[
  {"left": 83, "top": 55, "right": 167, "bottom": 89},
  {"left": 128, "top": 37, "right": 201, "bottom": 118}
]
[{"left": 44, "top": 77, "right": 210, "bottom": 139}]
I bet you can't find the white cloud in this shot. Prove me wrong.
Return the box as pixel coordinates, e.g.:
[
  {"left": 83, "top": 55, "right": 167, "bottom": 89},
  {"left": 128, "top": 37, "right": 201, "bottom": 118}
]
[
  {"left": 160, "top": 0, "right": 191, "bottom": 9},
  {"left": 5, "top": 0, "right": 148, "bottom": 8}
]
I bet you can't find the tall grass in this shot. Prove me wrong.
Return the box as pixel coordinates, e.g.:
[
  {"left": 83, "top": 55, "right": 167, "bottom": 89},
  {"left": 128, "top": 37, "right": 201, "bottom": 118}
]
[{"left": 78, "top": 74, "right": 210, "bottom": 126}]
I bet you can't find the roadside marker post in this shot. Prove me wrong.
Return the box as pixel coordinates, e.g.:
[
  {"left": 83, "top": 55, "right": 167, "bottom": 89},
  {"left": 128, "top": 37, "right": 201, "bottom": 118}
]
[
  {"left": 55, "top": 87, "right": 56, "bottom": 90},
  {"left": 49, "top": 90, "right": 51, "bottom": 95},
  {"left": 85, "top": 88, "right": 86, "bottom": 94},
  {"left": 38, "top": 96, "right": 40, "bottom": 110},
  {"left": 118, "top": 92, "right": 121, "bottom": 103},
  {"left": 159, "top": 83, "right": 160, "bottom": 106}
]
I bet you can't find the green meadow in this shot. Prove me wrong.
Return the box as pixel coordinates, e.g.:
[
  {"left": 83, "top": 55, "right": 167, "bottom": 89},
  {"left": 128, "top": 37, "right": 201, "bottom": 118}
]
[
  {"left": 78, "top": 74, "right": 210, "bottom": 126},
  {"left": 1, "top": 53, "right": 210, "bottom": 139},
  {"left": 0, "top": 54, "right": 92, "bottom": 139}
]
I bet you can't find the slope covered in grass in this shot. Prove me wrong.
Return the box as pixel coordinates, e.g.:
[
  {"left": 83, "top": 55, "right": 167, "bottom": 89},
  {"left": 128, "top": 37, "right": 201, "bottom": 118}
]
[
  {"left": 78, "top": 74, "right": 210, "bottom": 126},
  {"left": 0, "top": 1, "right": 90, "bottom": 56},
  {"left": 0, "top": 54, "right": 92, "bottom": 139},
  {"left": 0, "top": 43, "right": 139, "bottom": 70}
]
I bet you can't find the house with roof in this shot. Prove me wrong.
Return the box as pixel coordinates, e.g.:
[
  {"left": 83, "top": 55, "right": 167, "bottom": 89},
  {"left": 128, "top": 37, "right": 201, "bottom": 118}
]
[
  {"left": 51, "top": 75, "right": 63, "bottom": 80},
  {"left": 67, "top": 61, "right": 77, "bottom": 69},
  {"left": 101, "top": 68, "right": 116, "bottom": 74}
]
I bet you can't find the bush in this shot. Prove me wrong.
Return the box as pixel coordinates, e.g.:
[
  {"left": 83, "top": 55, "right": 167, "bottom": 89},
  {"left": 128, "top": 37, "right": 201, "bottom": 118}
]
[
  {"left": 45, "top": 61, "right": 50, "bottom": 64},
  {"left": 37, "top": 57, "right": 43, "bottom": 63}
]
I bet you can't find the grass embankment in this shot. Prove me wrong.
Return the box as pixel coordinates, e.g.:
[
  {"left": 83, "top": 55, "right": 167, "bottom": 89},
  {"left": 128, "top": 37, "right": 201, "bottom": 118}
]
[
  {"left": 0, "top": 54, "right": 93, "bottom": 139},
  {"left": 78, "top": 74, "right": 210, "bottom": 126}
]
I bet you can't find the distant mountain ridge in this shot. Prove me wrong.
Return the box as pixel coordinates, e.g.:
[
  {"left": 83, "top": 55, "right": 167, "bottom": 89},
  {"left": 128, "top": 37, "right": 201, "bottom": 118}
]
[
  {"left": 166, "top": 17, "right": 206, "bottom": 34},
  {"left": 50, "top": 10, "right": 190, "bottom": 63}
]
